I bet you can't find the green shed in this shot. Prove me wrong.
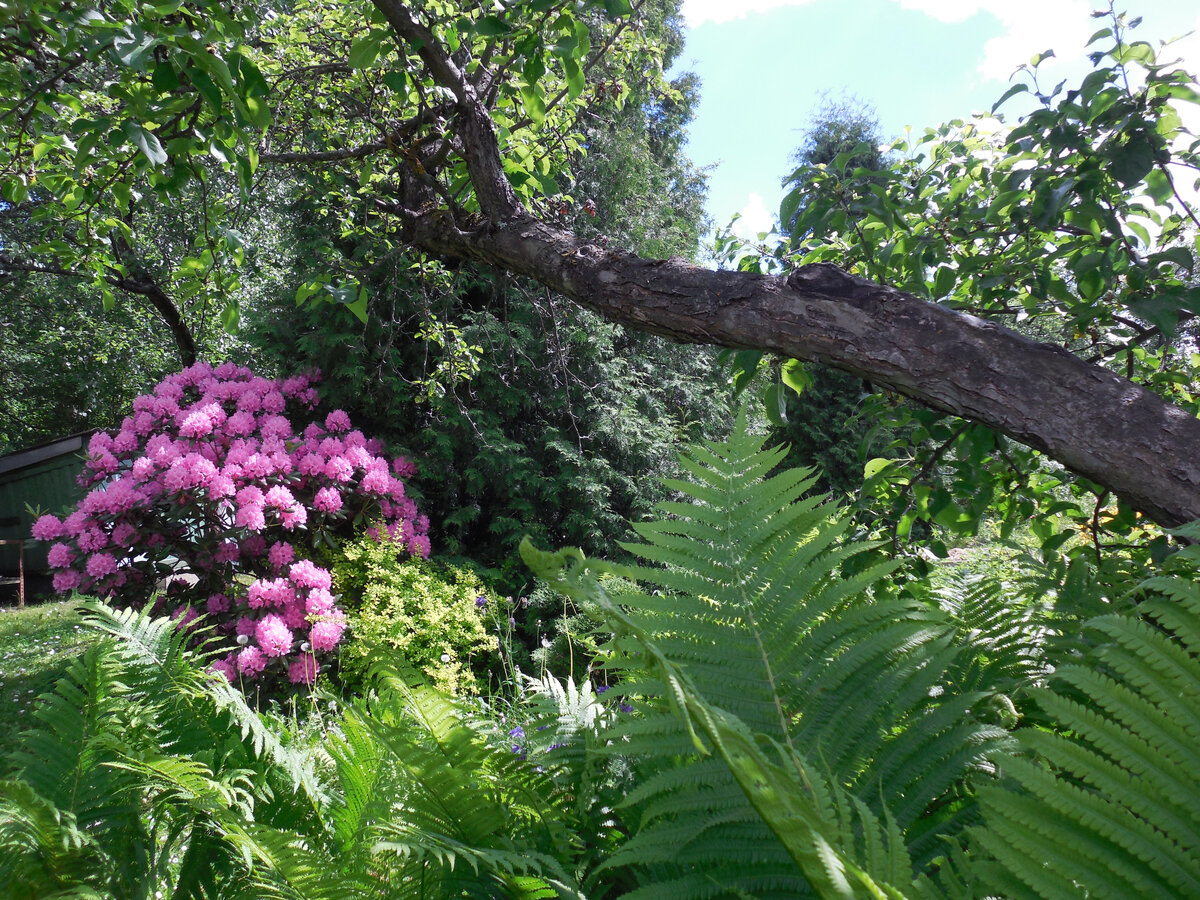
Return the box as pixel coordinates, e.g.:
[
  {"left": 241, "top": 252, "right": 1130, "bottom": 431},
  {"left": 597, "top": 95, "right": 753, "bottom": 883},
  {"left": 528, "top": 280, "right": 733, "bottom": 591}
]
[{"left": 0, "top": 432, "right": 94, "bottom": 579}]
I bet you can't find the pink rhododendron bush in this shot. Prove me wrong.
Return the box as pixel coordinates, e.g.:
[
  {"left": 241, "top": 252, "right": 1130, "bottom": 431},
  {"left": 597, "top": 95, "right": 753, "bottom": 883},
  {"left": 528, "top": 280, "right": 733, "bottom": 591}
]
[{"left": 31, "top": 361, "right": 430, "bottom": 685}]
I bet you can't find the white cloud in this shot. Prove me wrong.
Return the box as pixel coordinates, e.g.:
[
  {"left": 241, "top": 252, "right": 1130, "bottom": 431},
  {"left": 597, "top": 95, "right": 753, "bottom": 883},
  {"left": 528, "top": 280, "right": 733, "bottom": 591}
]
[
  {"left": 681, "top": 0, "right": 815, "bottom": 28},
  {"left": 897, "top": 0, "right": 1093, "bottom": 81},
  {"left": 731, "top": 192, "right": 776, "bottom": 240}
]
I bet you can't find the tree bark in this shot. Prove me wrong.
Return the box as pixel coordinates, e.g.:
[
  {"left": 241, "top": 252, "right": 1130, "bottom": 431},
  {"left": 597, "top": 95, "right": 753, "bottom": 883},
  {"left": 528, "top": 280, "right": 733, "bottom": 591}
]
[{"left": 400, "top": 210, "right": 1200, "bottom": 528}]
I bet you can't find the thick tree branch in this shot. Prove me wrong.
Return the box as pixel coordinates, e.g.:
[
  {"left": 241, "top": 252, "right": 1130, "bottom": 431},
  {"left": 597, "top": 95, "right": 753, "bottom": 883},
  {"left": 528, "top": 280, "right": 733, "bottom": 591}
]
[{"left": 390, "top": 209, "right": 1200, "bottom": 528}]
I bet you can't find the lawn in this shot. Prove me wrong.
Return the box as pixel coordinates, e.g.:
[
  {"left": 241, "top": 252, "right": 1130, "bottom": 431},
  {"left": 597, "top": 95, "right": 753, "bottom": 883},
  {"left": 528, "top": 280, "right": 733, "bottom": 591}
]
[{"left": 0, "top": 599, "right": 97, "bottom": 760}]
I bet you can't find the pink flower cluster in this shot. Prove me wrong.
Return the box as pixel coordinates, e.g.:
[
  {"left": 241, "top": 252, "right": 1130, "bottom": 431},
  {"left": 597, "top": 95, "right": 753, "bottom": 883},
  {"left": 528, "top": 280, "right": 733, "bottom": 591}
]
[{"left": 34, "top": 361, "right": 429, "bottom": 687}]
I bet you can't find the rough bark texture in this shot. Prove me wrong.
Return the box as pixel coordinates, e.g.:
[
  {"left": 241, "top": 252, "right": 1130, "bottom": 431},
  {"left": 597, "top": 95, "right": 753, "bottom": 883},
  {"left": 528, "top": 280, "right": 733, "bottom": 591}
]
[
  {"left": 404, "top": 212, "right": 1200, "bottom": 528},
  {"left": 371, "top": 3, "right": 1200, "bottom": 529}
]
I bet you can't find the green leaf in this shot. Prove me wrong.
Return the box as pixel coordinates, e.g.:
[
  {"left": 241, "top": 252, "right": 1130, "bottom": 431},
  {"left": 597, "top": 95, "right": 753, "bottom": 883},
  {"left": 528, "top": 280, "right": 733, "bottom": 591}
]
[
  {"left": 1149, "top": 247, "right": 1194, "bottom": 275},
  {"left": 123, "top": 122, "right": 168, "bottom": 166},
  {"left": 474, "top": 15, "right": 510, "bottom": 37},
  {"left": 990, "top": 83, "right": 1028, "bottom": 113},
  {"left": 348, "top": 34, "right": 382, "bottom": 69},
  {"left": 933, "top": 266, "right": 957, "bottom": 297},
  {"left": 562, "top": 57, "right": 584, "bottom": 100},
  {"left": 382, "top": 70, "right": 407, "bottom": 93},
  {"left": 346, "top": 287, "right": 369, "bottom": 324},
  {"left": 519, "top": 85, "right": 546, "bottom": 125},
  {"left": 763, "top": 382, "right": 787, "bottom": 427},
  {"left": 604, "top": 0, "right": 633, "bottom": 15},
  {"left": 151, "top": 59, "right": 179, "bottom": 92},
  {"left": 781, "top": 358, "right": 812, "bottom": 396},
  {"left": 220, "top": 303, "right": 240, "bottom": 332}
]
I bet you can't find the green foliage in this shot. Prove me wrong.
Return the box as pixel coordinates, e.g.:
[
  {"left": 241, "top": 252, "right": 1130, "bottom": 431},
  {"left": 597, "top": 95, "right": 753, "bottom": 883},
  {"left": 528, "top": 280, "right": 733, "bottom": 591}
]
[
  {"left": 252, "top": 264, "right": 730, "bottom": 583},
  {"left": 973, "top": 547, "right": 1200, "bottom": 899},
  {"left": 523, "top": 417, "right": 1200, "bottom": 900},
  {"left": 330, "top": 535, "right": 498, "bottom": 694},
  {"left": 523, "top": 413, "right": 1020, "bottom": 896},
  {"left": 760, "top": 11, "right": 1200, "bottom": 557}
]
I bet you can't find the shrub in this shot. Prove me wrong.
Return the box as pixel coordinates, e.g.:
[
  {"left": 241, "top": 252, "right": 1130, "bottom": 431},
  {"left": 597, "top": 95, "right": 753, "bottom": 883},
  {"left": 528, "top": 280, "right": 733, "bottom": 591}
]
[
  {"left": 31, "top": 361, "right": 430, "bottom": 685},
  {"left": 331, "top": 532, "right": 498, "bottom": 693}
]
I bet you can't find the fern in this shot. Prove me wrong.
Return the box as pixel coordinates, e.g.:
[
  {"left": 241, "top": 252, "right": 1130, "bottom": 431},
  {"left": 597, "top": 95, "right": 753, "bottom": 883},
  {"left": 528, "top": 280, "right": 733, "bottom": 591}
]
[
  {"left": 974, "top": 580, "right": 1200, "bottom": 899},
  {"left": 524, "top": 414, "right": 1015, "bottom": 897}
]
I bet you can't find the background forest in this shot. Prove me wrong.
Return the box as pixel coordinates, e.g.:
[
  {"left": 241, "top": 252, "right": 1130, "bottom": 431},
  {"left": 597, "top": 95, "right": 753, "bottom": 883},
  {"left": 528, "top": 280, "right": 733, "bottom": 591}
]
[{"left": 1, "top": 0, "right": 1199, "bottom": 898}]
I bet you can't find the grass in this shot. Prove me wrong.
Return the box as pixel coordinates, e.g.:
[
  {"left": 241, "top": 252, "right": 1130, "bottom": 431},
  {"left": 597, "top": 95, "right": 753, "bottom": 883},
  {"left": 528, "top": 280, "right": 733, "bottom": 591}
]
[{"left": 0, "top": 598, "right": 98, "bottom": 760}]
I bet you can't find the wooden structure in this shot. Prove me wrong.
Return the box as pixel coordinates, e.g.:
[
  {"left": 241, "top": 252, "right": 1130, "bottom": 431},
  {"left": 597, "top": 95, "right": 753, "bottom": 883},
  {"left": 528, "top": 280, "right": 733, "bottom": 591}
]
[{"left": 0, "top": 432, "right": 93, "bottom": 603}]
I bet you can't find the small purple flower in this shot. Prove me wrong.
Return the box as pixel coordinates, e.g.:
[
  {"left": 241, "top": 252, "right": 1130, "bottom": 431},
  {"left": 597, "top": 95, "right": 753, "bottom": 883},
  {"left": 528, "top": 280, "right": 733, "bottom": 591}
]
[
  {"left": 619, "top": 702, "right": 634, "bottom": 714},
  {"left": 475, "top": 595, "right": 487, "bottom": 609},
  {"left": 595, "top": 685, "right": 610, "bottom": 695},
  {"left": 508, "top": 726, "right": 525, "bottom": 739}
]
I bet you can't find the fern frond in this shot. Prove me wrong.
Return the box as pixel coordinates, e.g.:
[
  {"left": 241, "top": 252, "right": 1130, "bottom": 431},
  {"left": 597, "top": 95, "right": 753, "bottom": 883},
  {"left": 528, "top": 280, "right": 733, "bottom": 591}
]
[
  {"left": 975, "top": 589, "right": 1200, "bottom": 899},
  {"left": 524, "top": 414, "right": 1012, "bottom": 893}
]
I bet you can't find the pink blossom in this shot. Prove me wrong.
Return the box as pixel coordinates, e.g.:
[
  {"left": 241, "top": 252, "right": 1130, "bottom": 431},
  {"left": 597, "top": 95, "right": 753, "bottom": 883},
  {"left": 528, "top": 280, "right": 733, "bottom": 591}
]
[
  {"left": 110, "top": 522, "right": 138, "bottom": 547},
  {"left": 86, "top": 553, "right": 118, "bottom": 578},
  {"left": 77, "top": 528, "right": 109, "bottom": 552},
  {"left": 415, "top": 514, "right": 430, "bottom": 534},
  {"left": 410, "top": 534, "right": 431, "bottom": 558},
  {"left": 172, "top": 604, "right": 200, "bottom": 631},
  {"left": 281, "top": 374, "right": 309, "bottom": 396},
  {"left": 247, "top": 577, "right": 295, "bottom": 610},
  {"left": 325, "top": 409, "right": 352, "bottom": 432},
  {"left": 53, "top": 570, "right": 82, "bottom": 592},
  {"left": 234, "top": 503, "right": 266, "bottom": 532},
  {"left": 242, "top": 453, "right": 273, "bottom": 478},
  {"left": 235, "top": 615, "right": 258, "bottom": 637},
  {"left": 214, "top": 541, "right": 240, "bottom": 563},
  {"left": 179, "top": 409, "right": 214, "bottom": 438},
  {"left": 280, "top": 505, "right": 307, "bottom": 530},
  {"left": 392, "top": 456, "right": 417, "bottom": 477},
  {"left": 281, "top": 601, "right": 308, "bottom": 630},
  {"left": 255, "top": 614, "right": 292, "bottom": 657},
  {"left": 88, "top": 432, "right": 113, "bottom": 456},
  {"left": 31, "top": 515, "right": 63, "bottom": 540},
  {"left": 305, "top": 588, "right": 335, "bottom": 617},
  {"left": 324, "top": 456, "right": 353, "bottom": 482},
  {"left": 264, "top": 485, "right": 296, "bottom": 509},
  {"left": 318, "top": 437, "right": 345, "bottom": 458},
  {"left": 303, "top": 422, "right": 326, "bottom": 440},
  {"left": 289, "top": 560, "right": 332, "bottom": 590},
  {"left": 314, "top": 487, "right": 342, "bottom": 513},
  {"left": 260, "top": 390, "right": 286, "bottom": 414},
  {"left": 131, "top": 457, "right": 156, "bottom": 482},
  {"left": 361, "top": 467, "right": 391, "bottom": 494},
  {"left": 207, "top": 593, "right": 231, "bottom": 614},
  {"left": 112, "top": 428, "right": 139, "bottom": 453},
  {"left": 240, "top": 534, "right": 267, "bottom": 557},
  {"left": 309, "top": 618, "right": 345, "bottom": 651},
  {"left": 208, "top": 474, "right": 235, "bottom": 499},
  {"left": 260, "top": 415, "right": 292, "bottom": 440},
  {"left": 267, "top": 541, "right": 295, "bottom": 570},
  {"left": 297, "top": 453, "right": 325, "bottom": 476},
  {"left": 288, "top": 653, "right": 319, "bottom": 685},
  {"left": 226, "top": 410, "right": 257, "bottom": 436},
  {"left": 236, "top": 645, "right": 267, "bottom": 676},
  {"left": 132, "top": 411, "right": 158, "bottom": 435},
  {"left": 211, "top": 657, "right": 236, "bottom": 682},
  {"left": 47, "top": 543, "right": 74, "bottom": 568}
]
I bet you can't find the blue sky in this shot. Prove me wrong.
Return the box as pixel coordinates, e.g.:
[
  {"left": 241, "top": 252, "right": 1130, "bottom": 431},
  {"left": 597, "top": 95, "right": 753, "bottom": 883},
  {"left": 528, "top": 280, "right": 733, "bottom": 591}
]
[{"left": 671, "top": 0, "right": 1200, "bottom": 239}]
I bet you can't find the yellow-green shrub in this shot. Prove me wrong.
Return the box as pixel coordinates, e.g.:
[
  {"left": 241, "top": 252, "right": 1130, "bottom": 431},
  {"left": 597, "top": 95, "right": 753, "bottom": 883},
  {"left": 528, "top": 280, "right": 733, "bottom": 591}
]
[{"left": 331, "top": 533, "right": 498, "bottom": 693}]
